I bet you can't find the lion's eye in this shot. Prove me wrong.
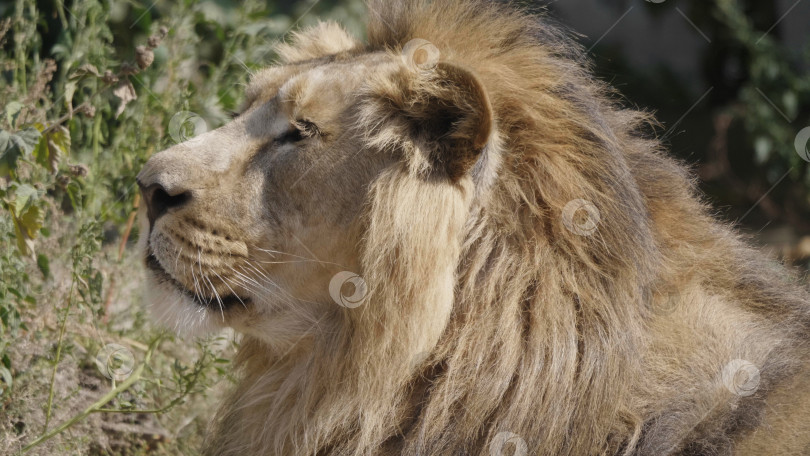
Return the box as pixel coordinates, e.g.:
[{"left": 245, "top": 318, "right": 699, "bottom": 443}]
[
  {"left": 294, "top": 119, "right": 321, "bottom": 138},
  {"left": 276, "top": 119, "right": 321, "bottom": 144},
  {"left": 276, "top": 127, "right": 304, "bottom": 144}
]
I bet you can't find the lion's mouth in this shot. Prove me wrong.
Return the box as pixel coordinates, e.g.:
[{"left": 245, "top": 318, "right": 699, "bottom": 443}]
[{"left": 145, "top": 251, "right": 251, "bottom": 310}]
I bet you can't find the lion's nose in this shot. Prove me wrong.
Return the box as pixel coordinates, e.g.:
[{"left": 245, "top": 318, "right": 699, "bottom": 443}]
[{"left": 139, "top": 182, "right": 192, "bottom": 226}]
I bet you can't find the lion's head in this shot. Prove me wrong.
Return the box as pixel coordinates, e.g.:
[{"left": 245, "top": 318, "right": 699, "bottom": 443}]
[
  {"left": 138, "top": 22, "right": 495, "bottom": 345},
  {"left": 138, "top": 1, "right": 810, "bottom": 455}
]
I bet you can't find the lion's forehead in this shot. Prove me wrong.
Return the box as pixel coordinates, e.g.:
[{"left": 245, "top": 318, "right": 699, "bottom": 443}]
[{"left": 244, "top": 53, "right": 394, "bottom": 113}]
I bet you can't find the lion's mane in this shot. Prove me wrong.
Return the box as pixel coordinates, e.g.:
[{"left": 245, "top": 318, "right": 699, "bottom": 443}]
[{"left": 204, "top": 1, "right": 810, "bottom": 455}]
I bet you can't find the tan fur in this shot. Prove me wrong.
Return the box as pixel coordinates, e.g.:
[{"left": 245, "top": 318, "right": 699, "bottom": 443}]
[{"left": 137, "top": 1, "right": 810, "bottom": 455}]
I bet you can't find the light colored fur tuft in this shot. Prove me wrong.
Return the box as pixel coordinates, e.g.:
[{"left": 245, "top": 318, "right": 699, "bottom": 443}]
[{"left": 275, "top": 20, "right": 359, "bottom": 63}]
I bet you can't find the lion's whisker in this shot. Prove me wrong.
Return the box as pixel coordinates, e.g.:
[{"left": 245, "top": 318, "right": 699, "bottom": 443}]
[
  {"left": 250, "top": 259, "right": 332, "bottom": 265},
  {"left": 228, "top": 265, "right": 272, "bottom": 293},
  {"left": 174, "top": 246, "right": 184, "bottom": 274},
  {"left": 230, "top": 264, "right": 322, "bottom": 322},
  {"left": 190, "top": 258, "right": 203, "bottom": 304},
  {"left": 205, "top": 272, "right": 226, "bottom": 321},
  {"left": 228, "top": 267, "right": 290, "bottom": 305},
  {"left": 252, "top": 247, "right": 339, "bottom": 267},
  {"left": 239, "top": 262, "right": 303, "bottom": 303},
  {"left": 227, "top": 272, "right": 318, "bottom": 322},
  {"left": 288, "top": 232, "right": 326, "bottom": 269},
  {"left": 197, "top": 248, "right": 225, "bottom": 321},
  {"left": 212, "top": 269, "right": 249, "bottom": 310}
]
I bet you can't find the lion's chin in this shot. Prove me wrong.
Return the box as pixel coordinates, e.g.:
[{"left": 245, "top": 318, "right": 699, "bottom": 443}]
[
  {"left": 142, "top": 272, "right": 222, "bottom": 336},
  {"left": 143, "top": 252, "right": 251, "bottom": 336}
]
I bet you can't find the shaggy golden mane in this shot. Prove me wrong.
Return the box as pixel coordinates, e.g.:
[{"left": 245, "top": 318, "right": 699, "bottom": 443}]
[{"left": 200, "top": 1, "right": 810, "bottom": 455}]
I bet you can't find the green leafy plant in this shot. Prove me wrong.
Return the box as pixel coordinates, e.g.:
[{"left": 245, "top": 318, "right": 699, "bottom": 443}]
[{"left": 0, "top": 0, "right": 366, "bottom": 453}]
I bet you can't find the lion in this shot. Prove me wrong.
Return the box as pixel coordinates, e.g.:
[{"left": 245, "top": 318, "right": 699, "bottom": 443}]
[{"left": 136, "top": 1, "right": 810, "bottom": 454}]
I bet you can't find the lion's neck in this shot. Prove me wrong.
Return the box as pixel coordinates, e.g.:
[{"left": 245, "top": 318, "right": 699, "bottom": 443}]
[{"left": 206, "top": 242, "right": 649, "bottom": 456}]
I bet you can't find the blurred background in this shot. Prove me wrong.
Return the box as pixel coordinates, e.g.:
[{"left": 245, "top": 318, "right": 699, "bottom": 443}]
[
  {"left": 1, "top": 0, "right": 808, "bottom": 454},
  {"left": 549, "top": 0, "right": 810, "bottom": 259}
]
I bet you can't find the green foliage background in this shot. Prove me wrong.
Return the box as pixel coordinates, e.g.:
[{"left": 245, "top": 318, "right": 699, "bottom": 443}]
[
  {"left": 0, "top": 0, "right": 364, "bottom": 453},
  {"left": 0, "top": 0, "right": 806, "bottom": 454}
]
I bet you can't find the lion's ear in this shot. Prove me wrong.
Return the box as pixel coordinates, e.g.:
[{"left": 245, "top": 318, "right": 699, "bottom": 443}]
[
  {"left": 275, "top": 21, "right": 359, "bottom": 63},
  {"left": 401, "top": 62, "right": 494, "bottom": 181}
]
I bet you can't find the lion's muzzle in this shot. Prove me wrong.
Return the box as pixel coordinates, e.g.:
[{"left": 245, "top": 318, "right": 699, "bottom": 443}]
[{"left": 138, "top": 181, "right": 192, "bottom": 229}]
